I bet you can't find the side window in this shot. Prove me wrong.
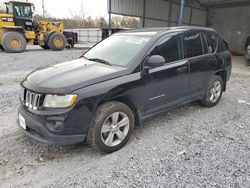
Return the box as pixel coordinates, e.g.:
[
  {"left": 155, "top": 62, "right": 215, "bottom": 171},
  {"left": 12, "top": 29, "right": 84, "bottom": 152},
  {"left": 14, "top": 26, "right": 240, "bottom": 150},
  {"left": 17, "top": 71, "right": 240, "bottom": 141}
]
[
  {"left": 205, "top": 32, "right": 218, "bottom": 53},
  {"left": 184, "top": 32, "right": 203, "bottom": 58},
  {"left": 151, "top": 34, "right": 182, "bottom": 63}
]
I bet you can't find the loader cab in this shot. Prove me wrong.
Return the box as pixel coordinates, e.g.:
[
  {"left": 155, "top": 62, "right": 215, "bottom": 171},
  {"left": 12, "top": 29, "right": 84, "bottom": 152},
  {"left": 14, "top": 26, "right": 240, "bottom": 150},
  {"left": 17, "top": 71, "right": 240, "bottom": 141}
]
[{"left": 5, "top": 1, "right": 35, "bottom": 31}]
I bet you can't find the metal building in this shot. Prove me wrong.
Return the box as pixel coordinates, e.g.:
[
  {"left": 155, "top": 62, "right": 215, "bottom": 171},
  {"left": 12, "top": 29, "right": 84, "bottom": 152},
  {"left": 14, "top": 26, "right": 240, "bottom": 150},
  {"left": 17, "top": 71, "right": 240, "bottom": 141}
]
[
  {"left": 109, "top": 0, "right": 250, "bottom": 54},
  {"left": 110, "top": 0, "right": 207, "bottom": 27}
]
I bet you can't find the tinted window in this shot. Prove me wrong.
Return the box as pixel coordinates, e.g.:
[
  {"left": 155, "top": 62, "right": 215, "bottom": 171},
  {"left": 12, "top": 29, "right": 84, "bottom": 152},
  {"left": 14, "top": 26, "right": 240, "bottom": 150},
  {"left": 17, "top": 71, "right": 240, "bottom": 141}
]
[
  {"left": 151, "top": 34, "right": 182, "bottom": 63},
  {"left": 205, "top": 32, "right": 218, "bottom": 53},
  {"left": 184, "top": 32, "right": 203, "bottom": 58}
]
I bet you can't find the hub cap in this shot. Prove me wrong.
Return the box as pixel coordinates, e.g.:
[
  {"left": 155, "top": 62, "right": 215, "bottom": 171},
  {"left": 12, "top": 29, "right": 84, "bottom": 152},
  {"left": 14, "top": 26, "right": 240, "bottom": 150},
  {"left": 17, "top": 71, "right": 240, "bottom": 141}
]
[
  {"left": 9, "top": 38, "right": 21, "bottom": 49},
  {"left": 101, "top": 112, "right": 130, "bottom": 147},
  {"left": 209, "top": 81, "right": 222, "bottom": 103},
  {"left": 54, "top": 37, "right": 64, "bottom": 47}
]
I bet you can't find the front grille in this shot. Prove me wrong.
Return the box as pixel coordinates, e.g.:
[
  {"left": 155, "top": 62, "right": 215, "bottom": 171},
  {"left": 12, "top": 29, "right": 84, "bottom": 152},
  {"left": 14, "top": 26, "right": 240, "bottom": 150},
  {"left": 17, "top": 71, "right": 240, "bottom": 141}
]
[{"left": 22, "top": 89, "right": 43, "bottom": 110}]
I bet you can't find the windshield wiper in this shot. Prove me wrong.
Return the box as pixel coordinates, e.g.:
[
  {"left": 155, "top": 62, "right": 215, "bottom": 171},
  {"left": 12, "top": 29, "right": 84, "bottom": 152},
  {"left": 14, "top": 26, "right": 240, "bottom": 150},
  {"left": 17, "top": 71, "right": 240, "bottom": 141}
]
[
  {"left": 79, "top": 55, "right": 88, "bottom": 59},
  {"left": 88, "top": 58, "right": 112, "bottom": 66}
]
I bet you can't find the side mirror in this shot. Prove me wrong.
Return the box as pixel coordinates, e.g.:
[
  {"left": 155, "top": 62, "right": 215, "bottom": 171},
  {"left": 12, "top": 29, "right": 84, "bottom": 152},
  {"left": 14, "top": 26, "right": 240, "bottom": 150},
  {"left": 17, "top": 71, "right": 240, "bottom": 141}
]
[{"left": 145, "top": 55, "right": 165, "bottom": 68}]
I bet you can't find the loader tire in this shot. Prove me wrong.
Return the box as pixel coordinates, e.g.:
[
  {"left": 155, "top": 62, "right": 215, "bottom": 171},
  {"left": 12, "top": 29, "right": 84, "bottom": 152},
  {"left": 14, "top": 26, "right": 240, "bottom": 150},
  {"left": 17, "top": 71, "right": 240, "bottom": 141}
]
[
  {"left": 2, "top": 32, "right": 26, "bottom": 53},
  {"left": 47, "top": 32, "right": 67, "bottom": 51}
]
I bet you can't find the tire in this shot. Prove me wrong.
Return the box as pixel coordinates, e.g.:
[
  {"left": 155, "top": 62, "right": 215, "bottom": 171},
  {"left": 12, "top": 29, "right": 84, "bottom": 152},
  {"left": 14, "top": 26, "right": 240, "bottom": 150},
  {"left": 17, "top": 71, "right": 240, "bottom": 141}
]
[
  {"left": 200, "top": 75, "right": 224, "bottom": 107},
  {"left": 47, "top": 32, "right": 67, "bottom": 51},
  {"left": 0, "top": 45, "right": 4, "bottom": 51},
  {"left": 40, "top": 43, "right": 50, "bottom": 49},
  {"left": 2, "top": 32, "right": 26, "bottom": 53},
  {"left": 88, "top": 101, "right": 135, "bottom": 153}
]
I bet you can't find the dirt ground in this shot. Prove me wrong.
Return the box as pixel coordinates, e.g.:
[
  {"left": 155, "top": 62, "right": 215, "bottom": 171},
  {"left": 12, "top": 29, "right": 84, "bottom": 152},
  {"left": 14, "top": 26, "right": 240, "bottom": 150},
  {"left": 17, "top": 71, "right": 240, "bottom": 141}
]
[{"left": 0, "top": 48, "right": 250, "bottom": 188}]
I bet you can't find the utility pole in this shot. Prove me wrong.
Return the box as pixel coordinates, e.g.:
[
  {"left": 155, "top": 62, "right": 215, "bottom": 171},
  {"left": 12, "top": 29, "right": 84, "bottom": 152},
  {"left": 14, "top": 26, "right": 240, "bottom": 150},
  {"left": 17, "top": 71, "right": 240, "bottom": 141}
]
[
  {"left": 42, "top": 0, "right": 45, "bottom": 18},
  {"left": 178, "top": 0, "right": 185, "bottom": 25},
  {"left": 108, "top": 0, "right": 112, "bottom": 36}
]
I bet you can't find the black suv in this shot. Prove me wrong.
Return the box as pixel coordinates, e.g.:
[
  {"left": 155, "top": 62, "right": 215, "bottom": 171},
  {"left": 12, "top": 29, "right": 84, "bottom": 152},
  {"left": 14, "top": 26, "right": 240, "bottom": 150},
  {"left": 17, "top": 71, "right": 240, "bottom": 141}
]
[{"left": 18, "top": 26, "right": 232, "bottom": 153}]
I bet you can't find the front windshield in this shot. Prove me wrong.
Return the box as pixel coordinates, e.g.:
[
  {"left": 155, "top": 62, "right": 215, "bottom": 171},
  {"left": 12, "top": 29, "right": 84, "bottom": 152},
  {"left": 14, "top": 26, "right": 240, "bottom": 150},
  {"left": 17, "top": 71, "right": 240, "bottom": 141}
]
[
  {"left": 83, "top": 35, "right": 151, "bottom": 67},
  {"left": 14, "top": 4, "right": 32, "bottom": 18}
]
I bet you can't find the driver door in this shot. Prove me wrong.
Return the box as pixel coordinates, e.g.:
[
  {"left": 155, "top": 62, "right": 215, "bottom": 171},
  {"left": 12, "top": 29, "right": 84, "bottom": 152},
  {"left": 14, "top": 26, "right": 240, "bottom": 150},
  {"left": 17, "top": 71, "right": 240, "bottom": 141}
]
[{"left": 143, "top": 33, "right": 189, "bottom": 115}]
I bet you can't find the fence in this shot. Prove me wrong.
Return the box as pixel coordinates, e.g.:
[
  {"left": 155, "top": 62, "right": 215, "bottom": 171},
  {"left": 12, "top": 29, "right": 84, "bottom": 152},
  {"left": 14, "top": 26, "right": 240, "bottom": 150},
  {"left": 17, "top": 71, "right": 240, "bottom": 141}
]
[{"left": 65, "top": 28, "right": 102, "bottom": 43}]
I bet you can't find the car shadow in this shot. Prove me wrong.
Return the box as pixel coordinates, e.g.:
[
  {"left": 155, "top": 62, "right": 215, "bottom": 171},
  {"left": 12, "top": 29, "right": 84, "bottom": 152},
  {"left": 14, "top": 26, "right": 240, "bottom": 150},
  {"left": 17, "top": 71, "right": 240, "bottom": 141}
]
[{"left": 20, "top": 101, "right": 205, "bottom": 162}]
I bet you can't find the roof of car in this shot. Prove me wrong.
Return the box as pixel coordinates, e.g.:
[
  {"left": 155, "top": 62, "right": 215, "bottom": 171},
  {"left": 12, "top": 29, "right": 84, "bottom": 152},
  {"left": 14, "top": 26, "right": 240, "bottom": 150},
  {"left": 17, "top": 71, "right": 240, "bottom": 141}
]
[{"left": 115, "top": 26, "right": 215, "bottom": 37}]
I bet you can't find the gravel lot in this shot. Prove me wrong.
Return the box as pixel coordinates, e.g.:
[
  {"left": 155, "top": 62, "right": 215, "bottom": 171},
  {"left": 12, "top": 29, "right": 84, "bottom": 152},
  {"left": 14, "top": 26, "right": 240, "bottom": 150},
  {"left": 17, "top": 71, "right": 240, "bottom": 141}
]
[{"left": 0, "top": 48, "right": 250, "bottom": 188}]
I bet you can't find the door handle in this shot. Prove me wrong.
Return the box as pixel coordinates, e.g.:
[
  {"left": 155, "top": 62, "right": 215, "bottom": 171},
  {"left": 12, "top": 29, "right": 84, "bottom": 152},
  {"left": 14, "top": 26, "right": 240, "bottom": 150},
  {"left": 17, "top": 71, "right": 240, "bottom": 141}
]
[{"left": 177, "top": 66, "right": 187, "bottom": 72}]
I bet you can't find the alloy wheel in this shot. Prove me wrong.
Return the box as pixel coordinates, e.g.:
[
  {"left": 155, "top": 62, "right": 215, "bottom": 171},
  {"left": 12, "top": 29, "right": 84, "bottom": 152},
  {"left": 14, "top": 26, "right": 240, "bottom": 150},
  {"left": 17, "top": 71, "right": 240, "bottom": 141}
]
[
  {"left": 101, "top": 112, "right": 130, "bottom": 147},
  {"left": 209, "top": 80, "right": 222, "bottom": 103}
]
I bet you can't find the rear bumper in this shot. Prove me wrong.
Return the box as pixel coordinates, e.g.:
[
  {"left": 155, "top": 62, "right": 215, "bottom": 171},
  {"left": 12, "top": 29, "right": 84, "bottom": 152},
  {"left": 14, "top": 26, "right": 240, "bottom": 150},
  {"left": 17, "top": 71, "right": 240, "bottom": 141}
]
[{"left": 17, "top": 106, "right": 86, "bottom": 145}]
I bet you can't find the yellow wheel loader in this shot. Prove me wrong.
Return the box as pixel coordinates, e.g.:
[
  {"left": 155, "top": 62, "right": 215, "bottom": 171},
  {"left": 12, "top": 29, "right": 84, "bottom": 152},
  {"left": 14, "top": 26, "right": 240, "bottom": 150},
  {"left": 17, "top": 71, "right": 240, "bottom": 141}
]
[{"left": 0, "top": 1, "right": 77, "bottom": 53}]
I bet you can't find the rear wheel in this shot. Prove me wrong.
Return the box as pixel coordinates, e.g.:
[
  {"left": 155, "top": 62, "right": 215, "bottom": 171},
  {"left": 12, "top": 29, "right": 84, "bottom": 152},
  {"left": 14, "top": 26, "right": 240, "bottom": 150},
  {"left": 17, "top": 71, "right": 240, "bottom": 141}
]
[
  {"left": 2, "top": 32, "right": 27, "bottom": 53},
  {"left": 200, "top": 75, "right": 223, "bottom": 107},
  {"left": 88, "top": 101, "right": 135, "bottom": 153},
  {"left": 47, "top": 32, "right": 67, "bottom": 51}
]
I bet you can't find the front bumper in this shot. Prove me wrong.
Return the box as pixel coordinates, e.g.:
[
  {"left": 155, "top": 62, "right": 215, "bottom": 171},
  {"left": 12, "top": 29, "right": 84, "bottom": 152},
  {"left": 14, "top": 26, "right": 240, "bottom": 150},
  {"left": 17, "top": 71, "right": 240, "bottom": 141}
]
[{"left": 17, "top": 106, "right": 86, "bottom": 145}]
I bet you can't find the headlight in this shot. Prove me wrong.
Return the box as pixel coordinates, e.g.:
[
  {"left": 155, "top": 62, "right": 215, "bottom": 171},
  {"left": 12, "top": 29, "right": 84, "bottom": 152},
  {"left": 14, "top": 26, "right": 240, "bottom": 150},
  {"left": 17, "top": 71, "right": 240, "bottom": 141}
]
[{"left": 43, "top": 94, "right": 78, "bottom": 108}]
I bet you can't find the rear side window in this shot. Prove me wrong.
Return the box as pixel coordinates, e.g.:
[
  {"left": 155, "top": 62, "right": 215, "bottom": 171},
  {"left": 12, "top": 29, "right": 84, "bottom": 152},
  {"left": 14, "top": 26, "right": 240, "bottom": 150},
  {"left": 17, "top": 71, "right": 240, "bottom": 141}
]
[
  {"left": 151, "top": 34, "right": 182, "bottom": 63},
  {"left": 183, "top": 32, "right": 203, "bottom": 58},
  {"left": 205, "top": 32, "right": 218, "bottom": 53}
]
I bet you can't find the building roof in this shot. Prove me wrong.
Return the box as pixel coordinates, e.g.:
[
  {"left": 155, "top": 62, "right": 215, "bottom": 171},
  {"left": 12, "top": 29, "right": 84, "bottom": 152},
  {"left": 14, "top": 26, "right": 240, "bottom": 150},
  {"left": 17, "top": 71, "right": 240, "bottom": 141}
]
[{"left": 198, "top": 0, "right": 250, "bottom": 7}]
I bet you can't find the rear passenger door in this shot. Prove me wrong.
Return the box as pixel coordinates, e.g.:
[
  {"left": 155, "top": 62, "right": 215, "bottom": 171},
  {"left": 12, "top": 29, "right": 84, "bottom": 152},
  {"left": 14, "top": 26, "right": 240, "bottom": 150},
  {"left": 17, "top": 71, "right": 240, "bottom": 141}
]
[{"left": 183, "top": 31, "right": 217, "bottom": 98}]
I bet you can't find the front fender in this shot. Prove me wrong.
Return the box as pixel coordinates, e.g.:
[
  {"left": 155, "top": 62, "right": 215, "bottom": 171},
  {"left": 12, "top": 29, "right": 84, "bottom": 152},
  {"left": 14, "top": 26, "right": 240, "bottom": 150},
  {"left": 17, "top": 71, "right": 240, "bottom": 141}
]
[
  {"left": 44, "top": 31, "right": 56, "bottom": 42},
  {"left": 74, "top": 72, "right": 143, "bottom": 120}
]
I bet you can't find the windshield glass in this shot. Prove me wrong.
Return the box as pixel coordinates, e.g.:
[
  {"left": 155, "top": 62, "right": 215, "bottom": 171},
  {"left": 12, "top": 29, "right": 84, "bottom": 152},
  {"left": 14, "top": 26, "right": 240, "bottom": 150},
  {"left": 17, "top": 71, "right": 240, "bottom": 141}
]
[
  {"left": 14, "top": 4, "right": 32, "bottom": 18},
  {"left": 83, "top": 35, "right": 151, "bottom": 67}
]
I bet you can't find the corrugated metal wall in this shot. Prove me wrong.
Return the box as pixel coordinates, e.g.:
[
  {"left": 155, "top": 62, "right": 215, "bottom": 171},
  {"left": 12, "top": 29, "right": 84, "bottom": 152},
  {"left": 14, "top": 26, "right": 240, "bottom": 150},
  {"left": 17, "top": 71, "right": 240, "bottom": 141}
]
[
  {"left": 111, "top": 0, "right": 144, "bottom": 17},
  {"left": 110, "top": 0, "right": 208, "bottom": 27}
]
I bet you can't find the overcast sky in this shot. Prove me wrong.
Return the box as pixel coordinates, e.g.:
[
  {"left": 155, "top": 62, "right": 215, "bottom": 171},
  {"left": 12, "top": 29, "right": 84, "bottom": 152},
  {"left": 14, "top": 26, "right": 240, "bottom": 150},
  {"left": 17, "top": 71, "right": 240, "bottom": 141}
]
[{"left": 31, "top": 0, "right": 108, "bottom": 18}]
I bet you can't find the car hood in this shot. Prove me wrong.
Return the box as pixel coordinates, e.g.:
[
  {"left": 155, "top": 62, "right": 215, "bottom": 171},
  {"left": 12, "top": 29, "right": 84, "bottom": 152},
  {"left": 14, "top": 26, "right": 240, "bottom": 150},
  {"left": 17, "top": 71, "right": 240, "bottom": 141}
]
[{"left": 22, "top": 58, "right": 127, "bottom": 93}]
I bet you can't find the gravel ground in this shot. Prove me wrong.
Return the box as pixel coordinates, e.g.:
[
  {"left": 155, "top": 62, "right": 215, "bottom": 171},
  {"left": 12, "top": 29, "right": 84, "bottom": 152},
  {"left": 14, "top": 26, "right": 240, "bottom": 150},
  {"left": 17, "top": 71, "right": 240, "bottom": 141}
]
[{"left": 0, "top": 48, "right": 250, "bottom": 188}]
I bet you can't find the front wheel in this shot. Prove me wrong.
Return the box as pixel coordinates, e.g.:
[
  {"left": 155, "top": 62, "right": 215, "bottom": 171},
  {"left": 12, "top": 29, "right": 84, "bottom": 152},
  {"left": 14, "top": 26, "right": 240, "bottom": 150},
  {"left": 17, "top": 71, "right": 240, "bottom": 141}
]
[
  {"left": 47, "top": 32, "right": 67, "bottom": 51},
  {"left": 88, "top": 101, "right": 135, "bottom": 153},
  {"left": 200, "top": 75, "right": 223, "bottom": 107}
]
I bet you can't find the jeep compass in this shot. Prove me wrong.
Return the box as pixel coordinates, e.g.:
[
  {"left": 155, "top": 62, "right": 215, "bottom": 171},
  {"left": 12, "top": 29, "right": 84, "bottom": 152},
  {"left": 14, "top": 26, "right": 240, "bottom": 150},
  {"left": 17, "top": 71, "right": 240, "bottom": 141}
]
[{"left": 17, "top": 26, "right": 232, "bottom": 153}]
